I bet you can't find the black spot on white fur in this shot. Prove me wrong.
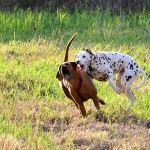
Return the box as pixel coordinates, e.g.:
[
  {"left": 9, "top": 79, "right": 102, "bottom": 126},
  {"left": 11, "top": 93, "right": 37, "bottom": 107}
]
[{"left": 126, "top": 75, "right": 132, "bottom": 81}]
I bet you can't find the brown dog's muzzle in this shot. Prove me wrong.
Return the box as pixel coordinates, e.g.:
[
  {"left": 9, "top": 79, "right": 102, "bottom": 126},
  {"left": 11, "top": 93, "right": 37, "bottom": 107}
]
[{"left": 61, "top": 65, "right": 72, "bottom": 80}]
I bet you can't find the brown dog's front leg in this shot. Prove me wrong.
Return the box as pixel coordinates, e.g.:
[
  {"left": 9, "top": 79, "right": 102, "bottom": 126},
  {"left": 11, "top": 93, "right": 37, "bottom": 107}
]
[
  {"left": 78, "top": 102, "right": 86, "bottom": 117},
  {"left": 61, "top": 82, "right": 73, "bottom": 100},
  {"left": 69, "top": 89, "right": 86, "bottom": 117}
]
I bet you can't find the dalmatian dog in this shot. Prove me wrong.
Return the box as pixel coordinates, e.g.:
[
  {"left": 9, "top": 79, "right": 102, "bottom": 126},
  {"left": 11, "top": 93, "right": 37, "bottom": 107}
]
[{"left": 76, "top": 48, "right": 147, "bottom": 109}]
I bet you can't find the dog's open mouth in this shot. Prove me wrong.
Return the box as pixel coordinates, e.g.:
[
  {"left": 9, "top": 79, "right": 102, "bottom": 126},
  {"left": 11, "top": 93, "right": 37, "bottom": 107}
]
[
  {"left": 77, "top": 64, "right": 85, "bottom": 71},
  {"left": 61, "top": 65, "right": 71, "bottom": 80}
]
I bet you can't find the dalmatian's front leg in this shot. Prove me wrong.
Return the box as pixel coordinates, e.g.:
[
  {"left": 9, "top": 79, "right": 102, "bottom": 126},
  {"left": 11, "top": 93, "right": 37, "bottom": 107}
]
[{"left": 107, "top": 68, "right": 121, "bottom": 94}]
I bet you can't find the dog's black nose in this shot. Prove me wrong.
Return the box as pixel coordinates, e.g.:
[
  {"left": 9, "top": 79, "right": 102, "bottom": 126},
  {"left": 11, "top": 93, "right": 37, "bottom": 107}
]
[{"left": 76, "top": 61, "right": 80, "bottom": 64}]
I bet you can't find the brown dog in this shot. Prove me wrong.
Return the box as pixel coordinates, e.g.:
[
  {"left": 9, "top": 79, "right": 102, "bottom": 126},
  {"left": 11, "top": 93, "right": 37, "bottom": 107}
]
[{"left": 56, "top": 34, "right": 105, "bottom": 117}]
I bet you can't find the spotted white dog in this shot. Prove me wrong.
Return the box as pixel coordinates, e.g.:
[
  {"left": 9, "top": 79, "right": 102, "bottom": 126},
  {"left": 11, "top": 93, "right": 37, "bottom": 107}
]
[{"left": 76, "top": 48, "right": 147, "bottom": 109}]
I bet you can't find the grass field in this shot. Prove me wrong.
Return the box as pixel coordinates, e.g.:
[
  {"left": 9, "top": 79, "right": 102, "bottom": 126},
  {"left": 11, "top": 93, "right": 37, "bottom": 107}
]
[{"left": 0, "top": 9, "right": 149, "bottom": 149}]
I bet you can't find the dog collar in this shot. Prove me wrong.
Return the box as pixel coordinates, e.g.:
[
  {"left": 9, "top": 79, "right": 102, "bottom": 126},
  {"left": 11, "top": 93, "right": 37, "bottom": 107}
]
[{"left": 76, "top": 67, "right": 83, "bottom": 91}]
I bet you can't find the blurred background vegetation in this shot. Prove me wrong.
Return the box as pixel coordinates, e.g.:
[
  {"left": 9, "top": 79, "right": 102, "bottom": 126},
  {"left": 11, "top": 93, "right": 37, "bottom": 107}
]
[{"left": 0, "top": 0, "right": 149, "bottom": 14}]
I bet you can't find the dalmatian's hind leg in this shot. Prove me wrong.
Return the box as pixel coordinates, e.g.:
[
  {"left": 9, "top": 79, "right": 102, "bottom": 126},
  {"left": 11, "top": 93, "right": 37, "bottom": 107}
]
[
  {"left": 125, "top": 83, "right": 135, "bottom": 110},
  {"left": 115, "top": 71, "right": 125, "bottom": 92},
  {"left": 115, "top": 71, "right": 136, "bottom": 110},
  {"left": 121, "top": 73, "right": 137, "bottom": 109},
  {"left": 107, "top": 69, "right": 121, "bottom": 94}
]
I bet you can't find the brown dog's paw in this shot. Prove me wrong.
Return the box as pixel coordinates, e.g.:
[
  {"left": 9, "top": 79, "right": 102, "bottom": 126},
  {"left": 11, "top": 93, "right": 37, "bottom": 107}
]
[{"left": 99, "top": 99, "right": 105, "bottom": 105}]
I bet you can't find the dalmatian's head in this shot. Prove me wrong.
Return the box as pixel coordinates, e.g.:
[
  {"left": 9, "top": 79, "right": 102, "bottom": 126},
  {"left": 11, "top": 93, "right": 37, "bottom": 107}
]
[{"left": 76, "top": 48, "right": 95, "bottom": 71}]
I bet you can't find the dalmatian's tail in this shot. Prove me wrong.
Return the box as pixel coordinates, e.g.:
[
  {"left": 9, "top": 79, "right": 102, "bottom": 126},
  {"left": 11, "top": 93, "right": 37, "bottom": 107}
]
[{"left": 136, "top": 68, "right": 147, "bottom": 89}]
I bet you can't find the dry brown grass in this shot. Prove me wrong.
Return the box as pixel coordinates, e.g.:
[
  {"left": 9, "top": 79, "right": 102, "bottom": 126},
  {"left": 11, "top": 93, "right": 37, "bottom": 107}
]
[{"left": 0, "top": 134, "right": 29, "bottom": 150}]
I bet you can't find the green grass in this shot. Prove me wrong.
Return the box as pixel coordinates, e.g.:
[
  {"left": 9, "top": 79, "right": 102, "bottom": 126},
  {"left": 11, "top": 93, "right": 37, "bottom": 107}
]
[
  {"left": 0, "top": 9, "right": 149, "bottom": 149},
  {"left": 0, "top": 8, "right": 149, "bottom": 44}
]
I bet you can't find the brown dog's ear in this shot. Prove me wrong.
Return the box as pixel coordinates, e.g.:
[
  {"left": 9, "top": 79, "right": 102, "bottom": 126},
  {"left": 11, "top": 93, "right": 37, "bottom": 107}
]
[
  {"left": 56, "top": 66, "right": 63, "bottom": 81},
  {"left": 56, "top": 71, "right": 63, "bottom": 81},
  {"left": 70, "top": 62, "right": 77, "bottom": 70}
]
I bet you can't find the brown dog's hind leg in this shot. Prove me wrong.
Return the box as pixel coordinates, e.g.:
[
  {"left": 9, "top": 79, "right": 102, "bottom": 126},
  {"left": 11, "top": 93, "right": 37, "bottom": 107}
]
[
  {"left": 92, "top": 96, "right": 105, "bottom": 110},
  {"left": 98, "top": 97, "right": 105, "bottom": 105},
  {"left": 92, "top": 97, "right": 100, "bottom": 110}
]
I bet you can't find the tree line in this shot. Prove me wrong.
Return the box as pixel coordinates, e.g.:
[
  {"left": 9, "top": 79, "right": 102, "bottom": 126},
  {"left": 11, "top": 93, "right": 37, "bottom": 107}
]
[{"left": 0, "top": 0, "right": 149, "bottom": 14}]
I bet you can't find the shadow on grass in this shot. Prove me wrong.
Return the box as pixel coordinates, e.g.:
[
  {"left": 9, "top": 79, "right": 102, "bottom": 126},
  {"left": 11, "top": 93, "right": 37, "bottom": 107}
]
[{"left": 95, "top": 108, "right": 150, "bottom": 129}]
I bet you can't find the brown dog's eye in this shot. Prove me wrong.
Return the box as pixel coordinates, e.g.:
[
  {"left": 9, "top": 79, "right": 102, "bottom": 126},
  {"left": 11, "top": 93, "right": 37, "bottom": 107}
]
[{"left": 83, "top": 55, "right": 86, "bottom": 58}]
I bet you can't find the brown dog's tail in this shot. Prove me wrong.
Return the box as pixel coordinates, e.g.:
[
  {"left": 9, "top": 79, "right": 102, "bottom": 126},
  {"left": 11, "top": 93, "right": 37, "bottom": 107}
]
[{"left": 64, "top": 33, "right": 76, "bottom": 62}]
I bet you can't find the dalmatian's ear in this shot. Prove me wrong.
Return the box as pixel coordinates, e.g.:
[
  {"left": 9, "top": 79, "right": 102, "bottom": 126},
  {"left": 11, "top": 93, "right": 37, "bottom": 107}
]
[
  {"left": 83, "top": 48, "right": 94, "bottom": 56},
  {"left": 83, "top": 48, "right": 96, "bottom": 59}
]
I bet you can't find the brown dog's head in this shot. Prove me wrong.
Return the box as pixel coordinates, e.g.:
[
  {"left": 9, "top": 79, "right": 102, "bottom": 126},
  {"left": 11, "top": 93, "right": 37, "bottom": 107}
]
[{"left": 56, "top": 62, "right": 77, "bottom": 81}]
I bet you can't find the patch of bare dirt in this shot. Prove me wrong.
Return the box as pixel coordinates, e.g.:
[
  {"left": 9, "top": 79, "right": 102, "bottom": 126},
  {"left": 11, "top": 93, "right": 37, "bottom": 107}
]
[{"left": 47, "top": 104, "right": 150, "bottom": 149}]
